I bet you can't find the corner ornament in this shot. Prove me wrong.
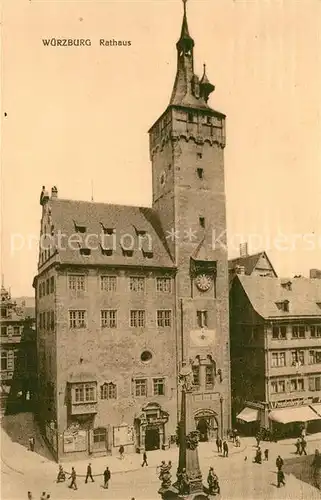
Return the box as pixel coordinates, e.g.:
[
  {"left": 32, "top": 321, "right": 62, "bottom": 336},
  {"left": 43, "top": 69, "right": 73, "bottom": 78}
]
[{"left": 186, "top": 430, "right": 199, "bottom": 450}]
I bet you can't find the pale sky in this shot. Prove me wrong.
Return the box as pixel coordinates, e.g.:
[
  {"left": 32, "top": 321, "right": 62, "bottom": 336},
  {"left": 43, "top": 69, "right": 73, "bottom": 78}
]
[{"left": 1, "top": 0, "right": 321, "bottom": 296}]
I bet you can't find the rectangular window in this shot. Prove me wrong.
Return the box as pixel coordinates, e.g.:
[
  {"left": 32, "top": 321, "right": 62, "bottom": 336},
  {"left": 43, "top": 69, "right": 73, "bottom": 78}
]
[
  {"left": 205, "top": 366, "right": 214, "bottom": 389},
  {"left": 310, "top": 325, "right": 321, "bottom": 338},
  {"left": 100, "top": 276, "right": 117, "bottom": 292},
  {"left": 68, "top": 275, "right": 86, "bottom": 291},
  {"left": 309, "top": 377, "right": 316, "bottom": 391},
  {"left": 290, "top": 379, "right": 297, "bottom": 392},
  {"left": 292, "top": 325, "right": 306, "bottom": 339},
  {"left": 156, "top": 277, "right": 172, "bottom": 293},
  {"left": 39, "top": 283, "right": 42, "bottom": 298},
  {"left": 157, "top": 310, "right": 171, "bottom": 327},
  {"left": 69, "top": 310, "right": 86, "bottom": 329},
  {"left": 316, "top": 377, "right": 321, "bottom": 391},
  {"left": 100, "top": 382, "right": 117, "bottom": 400},
  {"left": 46, "top": 279, "right": 50, "bottom": 295},
  {"left": 298, "top": 350, "right": 305, "bottom": 365},
  {"left": 50, "top": 310, "right": 55, "bottom": 331},
  {"left": 272, "top": 325, "right": 287, "bottom": 339},
  {"left": 13, "top": 326, "right": 20, "bottom": 336},
  {"left": 1, "top": 308, "right": 7, "bottom": 318},
  {"left": 129, "top": 277, "right": 145, "bottom": 292},
  {"left": 135, "top": 379, "right": 147, "bottom": 397},
  {"left": 93, "top": 428, "right": 107, "bottom": 447},
  {"left": 73, "top": 383, "right": 96, "bottom": 403},
  {"left": 199, "top": 216, "right": 205, "bottom": 228},
  {"left": 130, "top": 310, "right": 145, "bottom": 328},
  {"left": 101, "top": 310, "right": 117, "bottom": 328},
  {"left": 1, "top": 326, "right": 7, "bottom": 336},
  {"left": 192, "top": 366, "right": 200, "bottom": 387},
  {"left": 197, "top": 168, "right": 204, "bottom": 179},
  {"left": 271, "top": 352, "right": 286, "bottom": 368},
  {"left": 1, "top": 351, "right": 8, "bottom": 370},
  {"left": 197, "top": 310, "right": 208, "bottom": 328},
  {"left": 271, "top": 381, "right": 278, "bottom": 393},
  {"left": 50, "top": 276, "right": 55, "bottom": 294},
  {"left": 47, "top": 311, "right": 51, "bottom": 331},
  {"left": 297, "top": 378, "right": 304, "bottom": 391},
  {"left": 309, "top": 350, "right": 321, "bottom": 364},
  {"left": 278, "top": 380, "right": 286, "bottom": 393},
  {"left": 153, "top": 378, "right": 165, "bottom": 396}
]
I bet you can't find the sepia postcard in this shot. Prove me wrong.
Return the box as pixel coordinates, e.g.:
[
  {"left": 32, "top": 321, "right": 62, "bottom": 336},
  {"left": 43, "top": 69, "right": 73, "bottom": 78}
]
[{"left": 1, "top": 0, "right": 321, "bottom": 499}]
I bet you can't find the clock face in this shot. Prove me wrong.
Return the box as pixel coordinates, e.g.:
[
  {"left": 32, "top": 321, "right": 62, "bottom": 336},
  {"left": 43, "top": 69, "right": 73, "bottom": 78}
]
[
  {"left": 190, "top": 328, "right": 215, "bottom": 347},
  {"left": 195, "top": 273, "right": 212, "bottom": 292}
]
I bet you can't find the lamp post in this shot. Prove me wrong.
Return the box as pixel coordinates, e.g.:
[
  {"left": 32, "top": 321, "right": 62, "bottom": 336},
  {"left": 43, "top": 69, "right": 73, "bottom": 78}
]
[
  {"left": 219, "top": 395, "right": 224, "bottom": 440},
  {"left": 158, "top": 360, "right": 208, "bottom": 499}
]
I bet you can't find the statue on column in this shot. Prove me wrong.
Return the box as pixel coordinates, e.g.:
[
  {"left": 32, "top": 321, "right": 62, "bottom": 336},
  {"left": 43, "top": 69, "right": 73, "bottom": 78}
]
[{"left": 179, "top": 360, "right": 194, "bottom": 392}]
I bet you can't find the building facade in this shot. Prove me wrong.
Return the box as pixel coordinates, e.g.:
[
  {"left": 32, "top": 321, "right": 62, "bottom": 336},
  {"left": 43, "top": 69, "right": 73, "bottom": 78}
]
[
  {"left": 230, "top": 275, "right": 321, "bottom": 437},
  {"left": 229, "top": 245, "right": 278, "bottom": 279},
  {"left": 33, "top": 2, "right": 231, "bottom": 461},
  {"left": 0, "top": 285, "right": 36, "bottom": 415}
]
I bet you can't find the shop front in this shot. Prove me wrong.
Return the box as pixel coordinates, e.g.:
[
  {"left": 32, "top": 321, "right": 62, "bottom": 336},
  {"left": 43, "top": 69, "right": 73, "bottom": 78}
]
[
  {"left": 236, "top": 401, "right": 267, "bottom": 436},
  {"left": 268, "top": 401, "right": 321, "bottom": 439},
  {"left": 134, "top": 402, "right": 169, "bottom": 453}
]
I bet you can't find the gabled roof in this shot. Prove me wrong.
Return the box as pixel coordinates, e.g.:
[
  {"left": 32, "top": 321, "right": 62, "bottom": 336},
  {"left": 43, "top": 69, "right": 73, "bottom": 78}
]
[
  {"left": 229, "top": 251, "right": 277, "bottom": 277},
  {"left": 237, "top": 275, "right": 321, "bottom": 319},
  {"left": 46, "top": 198, "right": 175, "bottom": 269}
]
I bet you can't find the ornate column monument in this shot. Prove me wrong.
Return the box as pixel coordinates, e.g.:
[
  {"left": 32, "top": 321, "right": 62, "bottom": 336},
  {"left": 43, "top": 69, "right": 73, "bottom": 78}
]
[{"left": 158, "top": 361, "right": 209, "bottom": 499}]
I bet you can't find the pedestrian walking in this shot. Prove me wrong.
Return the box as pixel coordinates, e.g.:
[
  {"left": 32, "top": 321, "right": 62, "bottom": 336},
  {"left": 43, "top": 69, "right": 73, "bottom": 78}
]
[
  {"left": 40, "top": 492, "right": 46, "bottom": 500},
  {"left": 277, "top": 469, "right": 286, "bottom": 487},
  {"left": 295, "top": 438, "right": 301, "bottom": 455},
  {"left": 254, "top": 447, "right": 262, "bottom": 464},
  {"left": 69, "top": 467, "right": 77, "bottom": 490},
  {"left": 223, "top": 440, "right": 229, "bottom": 457},
  {"left": 216, "top": 436, "right": 221, "bottom": 453},
  {"left": 27, "top": 493, "right": 32, "bottom": 500},
  {"left": 119, "top": 445, "right": 125, "bottom": 459},
  {"left": 276, "top": 455, "right": 284, "bottom": 471},
  {"left": 264, "top": 449, "right": 269, "bottom": 461},
  {"left": 85, "top": 463, "right": 94, "bottom": 483},
  {"left": 29, "top": 437, "right": 35, "bottom": 452},
  {"left": 255, "top": 434, "right": 260, "bottom": 447},
  {"left": 141, "top": 451, "right": 148, "bottom": 467},
  {"left": 301, "top": 438, "right": 307, "bottom": 456},
  {"left": 235, "top": 435, "right": 241, "bottom": 447},
  {"left": 103, "top": 466, "right": 111, "bottom": 489}
]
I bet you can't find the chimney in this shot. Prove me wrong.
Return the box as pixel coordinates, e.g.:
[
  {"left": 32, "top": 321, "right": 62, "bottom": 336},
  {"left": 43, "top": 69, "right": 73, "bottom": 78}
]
[
  {"left": 240, "top": 242, "right": 248, "bottom": 258},
  {"left": 310, "top": 269, "right": 321, "bottom": 279},
  {"left": 51, "top": 186, "right": 58, "bottom": 199}
]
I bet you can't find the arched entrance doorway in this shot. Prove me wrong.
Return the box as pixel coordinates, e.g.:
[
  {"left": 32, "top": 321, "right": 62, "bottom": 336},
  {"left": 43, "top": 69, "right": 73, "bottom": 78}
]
[
  {"left": 134, "top": 402, "right": 169, "bottom": 453},
  {"left": 194, "top": 409, "right": 218, "bottom": 442}
]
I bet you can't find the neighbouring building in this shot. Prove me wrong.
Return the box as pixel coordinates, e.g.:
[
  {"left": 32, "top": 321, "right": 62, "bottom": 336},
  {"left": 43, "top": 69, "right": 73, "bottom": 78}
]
[
  {"left": 230, "top": 274, "right": 321, "bottom": 438},
  {"left": 229, "top": 244, "right": 278, "bottom": 279},
  {"left": 0, "top": 285, "right": 36, "bottom": 415},
  {"left": 33, "top": 1, "right": 230, "bottom": 462}
]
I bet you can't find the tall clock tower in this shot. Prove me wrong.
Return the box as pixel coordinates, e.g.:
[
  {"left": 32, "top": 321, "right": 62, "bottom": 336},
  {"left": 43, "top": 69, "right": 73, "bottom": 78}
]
[{"left": 149, "top": 0, "right": 231, "bottom": 437}]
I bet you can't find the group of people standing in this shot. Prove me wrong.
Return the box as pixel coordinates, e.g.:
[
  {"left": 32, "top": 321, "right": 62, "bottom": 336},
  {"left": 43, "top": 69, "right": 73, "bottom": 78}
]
[
  {"left": 55, "top": 462, "right": 111, "bottom": 491},
  {"left": 295, "top": 436, "right": 308, "bottom": 455}
]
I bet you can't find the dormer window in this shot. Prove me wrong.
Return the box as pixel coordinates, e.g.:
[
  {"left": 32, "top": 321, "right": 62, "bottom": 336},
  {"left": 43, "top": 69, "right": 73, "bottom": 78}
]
[
  {"left": 80, "top": 247, "right": 91, "bottom": 256},
  {"left": 101, "top": 223, "right": 115, "bottom": 235},
  {"left": 134, "top": 227, "right": 147, "bottom": 236},
  {"left": 140, "top": 235, "right": 153, "bottom": 258},
  {"left": 276, "top": 300, "right": 290, "bottom": 312},
  {"left": 281, "top": 280, "right": 292, "bottom": 291},
  {"left": 74, "top": 222, "right": 86, "bottom": 233},
  {"left": 120, "top": 242, "right": 133, "bottom": 257}
]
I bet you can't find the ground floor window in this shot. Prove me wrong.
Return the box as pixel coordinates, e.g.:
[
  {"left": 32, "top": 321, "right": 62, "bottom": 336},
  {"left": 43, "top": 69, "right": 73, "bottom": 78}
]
[{"left": 93, "top": 427, "right": 107, "bottom": 450}]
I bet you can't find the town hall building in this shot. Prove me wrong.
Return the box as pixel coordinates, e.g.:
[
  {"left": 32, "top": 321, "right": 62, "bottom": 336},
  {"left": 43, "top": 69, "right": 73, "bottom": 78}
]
[{"left": 33, "top": 1, "right": 231, "bottom": 461}]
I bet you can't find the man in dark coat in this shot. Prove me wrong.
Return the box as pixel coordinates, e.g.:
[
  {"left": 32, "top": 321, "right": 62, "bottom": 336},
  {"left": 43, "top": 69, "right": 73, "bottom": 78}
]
[
  {"left": 85, "top": 463, "right": 94, "bottom": 483},
  {"left": 277, "top": 469, "right": 286, "bottom": 487},
  {"left": 276, "top": 455, "right": 284, "bottom": 471},
  {"left": 223, "top": 440, "right": 229, "bottom": 457},
  {"left": 216, "top": 436, "right": 222, "bottom": 453},
  {"left": 301, "top": 438, "right": 307, "bottom": 456},
  {"left": 103, "top": 467, "right": 111, "bottom": 489},
  {"left": 141, "top": 451, "right": 148, "bottom": 467},
  {"left": 69, "top": 467, "right": 77, "bottom": 490}
]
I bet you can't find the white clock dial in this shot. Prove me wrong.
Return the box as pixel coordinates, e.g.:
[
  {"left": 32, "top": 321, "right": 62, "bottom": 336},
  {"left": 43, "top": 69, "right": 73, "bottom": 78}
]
[{"left": 195, "top": 273, "right": 212, "bottom": 292}]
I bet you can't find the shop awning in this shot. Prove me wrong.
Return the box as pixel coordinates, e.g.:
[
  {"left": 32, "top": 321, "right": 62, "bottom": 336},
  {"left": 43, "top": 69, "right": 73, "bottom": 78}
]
[
  {"left": 236, "top": 407, "right": 259, "bottom": 423},
  {"left": 310, "top": 404, "right": 321, "bottom": 417},
  {"left": 269, "top": 405, "right": 320, "bottom": 424}
]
